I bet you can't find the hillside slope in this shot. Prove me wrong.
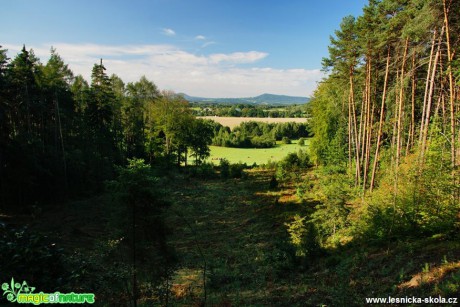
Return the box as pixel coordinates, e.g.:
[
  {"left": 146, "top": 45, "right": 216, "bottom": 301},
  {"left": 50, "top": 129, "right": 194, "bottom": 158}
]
[{"left": 182, "top": 93, "right": 310, "bottom": 105}]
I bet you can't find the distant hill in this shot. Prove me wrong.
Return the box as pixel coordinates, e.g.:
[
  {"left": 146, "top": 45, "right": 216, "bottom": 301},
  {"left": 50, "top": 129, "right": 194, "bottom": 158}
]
[{"left": 181, "top": 93, "right": 310, "bottom": 105}]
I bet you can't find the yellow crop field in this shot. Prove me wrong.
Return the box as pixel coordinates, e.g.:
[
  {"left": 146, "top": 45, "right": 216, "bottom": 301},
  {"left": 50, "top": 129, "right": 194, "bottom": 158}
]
[{"left": 197, "top": 116, "right": 307, "bottom": 129}]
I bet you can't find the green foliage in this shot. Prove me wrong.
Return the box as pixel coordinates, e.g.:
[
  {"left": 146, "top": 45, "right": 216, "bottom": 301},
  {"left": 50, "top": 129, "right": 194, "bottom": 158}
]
[
  {"left": 219, "top": 158, "right": 230, "bottom": 179},
  {"left": 0, "top": 225, "right": 67, "bottom": 290},
  {"left": 453, "top": 58, "right": 460, "bottom": 85},
  {"left": 122, "top": 76, "right": 159, "bottom": 160},
  {"left": 188, "top": 119, "right": 214, "bottom": 165},
  {"left": 275, "top": 150, "right": 312, "bottom": 182},
  {"left": 189, "top": 162, "right": 217, "bottom": 179},
  {"left": 310, "top": 168, "right": 354, "bottom": 246},
  {"left": 229, "top": 163, "right": 246, "bottom": 179},
  {"left": 218, "top": 158, "right": 249, "bottom": 179},
  {"left": 354, "top": 148, "right": 459, "bottom": 244},
  {"left": 269, "top": 175, "right": 278, "bottom": 189},
  {"left": 107, "top": 159, "right": 176, "bottom": 286},
  {"left": 307, "top": 0, "right": 460, "bottom": 249},
  {"left": 309, "top": 80, "right": 347, "bottom": 166},
  {"left": 0, "top": 44, "right": 220, "bottom": 210},
  {"left": 285, "top": 215, "right": 321, "bottom": 257},
  {"left": 295, "top": 178, "right": 314, "bottom": 200},
  {"left": 281, "top": 136, "right": 291, "bottom": 144},
  {"left": 65, "top": 239, "right": 132, "bottom": 304},
  {"left": 211, "top": 121, "right": 310, "bottom": 148},
  {"left": 87, "top": 61, "right": 119, "bottom": 161}
]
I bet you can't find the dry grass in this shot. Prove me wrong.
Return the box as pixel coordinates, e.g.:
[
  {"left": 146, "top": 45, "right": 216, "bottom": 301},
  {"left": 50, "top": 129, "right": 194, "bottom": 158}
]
[
  {"left": 197, "top": 116, "right": 307, "bottom": 129},
  {"left": 399, "top": 261, "right": 460, "bottom": 289}
]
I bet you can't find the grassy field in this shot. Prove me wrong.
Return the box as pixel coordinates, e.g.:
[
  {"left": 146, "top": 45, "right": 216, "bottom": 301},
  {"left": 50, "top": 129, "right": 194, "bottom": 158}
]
[
  {"left": 198, "top": 116, "right": 307, "bottom": 129},
  {"left": 164, "top": 170, "right": 460, "bottom": 306},
  {"left": 16, "top": 166, "right": 460, "bottom": 306},
  {"left": 206, "top": 139, "right": 309, "bottom": 165}
]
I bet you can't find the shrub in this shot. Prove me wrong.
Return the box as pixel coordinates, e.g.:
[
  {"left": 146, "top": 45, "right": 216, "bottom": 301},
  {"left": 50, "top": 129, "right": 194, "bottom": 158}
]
[
  {"left": 353, "top": 149, "right": 459, "bottom": 244},
  {"left": 251, "top": 135, "right": 276, "bottom": 148},
  {"left": 229, "top": 163, "right": 247, "bottom": 179},
  {"left": 275, "top": 150, "right": 312, "bottom": 182},
  {"left": 269, "top": 175, "right": 278, "bottom": 189},
  {"left": 285, "top": 215, "right": 321, "bottom": 257},
  {"left": 281, "top": 136, "right": 292, "bottom": 144},
  {"left": 296, "top": 179, "right": 314, "bottom": 199},
  {"left": 310, "top": 170, "right": 354, "bottom": 247},
  {"left": 219, "top": 158, "right": 230, "bottom": 179},
  {"left": 192, "top": 162, "right": 216, "bottom": 179},
  {"left": 0, "top": 225, "right": 68, "bottom": 290}
]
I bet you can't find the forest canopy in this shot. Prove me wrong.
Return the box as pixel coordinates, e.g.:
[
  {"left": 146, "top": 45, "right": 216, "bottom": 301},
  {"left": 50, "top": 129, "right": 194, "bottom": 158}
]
[
  {"left": 308, "top": 0, "right": 460, "bottom": 244},
  {"left": 0, "top": 47, "right": 214, "bottom": 209}
]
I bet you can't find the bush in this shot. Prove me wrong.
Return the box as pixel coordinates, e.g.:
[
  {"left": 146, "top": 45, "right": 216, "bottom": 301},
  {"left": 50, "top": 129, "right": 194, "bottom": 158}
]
[
  {"left": 251, "top": 135, "right": 276, "bottom": 148},
  {"left": 297, "top": 150, "right": 313, "bottom": 168},
  {"left": 218, "top": 159, "right": 248, "bottom": 179},
  {"left": 0, "top": 225, "right": 68, "bottom": 290},
  {"left": 190, "top": 162, "right": 216, "bottom": 179},
  {"left": 353, "top": 149, "right": 459, "bottom": 244},
  {"left": 281, "top": 136, "right": 292, "bottom": 144},
  {"left": 285, "top": 215, "right": 321, "bottom": 257},
  {"left": 261, "top": 159, "right": 277, "bottom": 170},
  {"left": 298, "top": 137, "right": 306, "bottom": 146},
  {"left": 309, "top": 170, "right": 354, "bottom": 247},
  {"left": 219, "top": 158, "right": 230, "bottom": 179},
  {"left": 276, "top": 150, "right": 312, "bottom": 182},
  {"left": 229, "top": 163, "right": 247, "bottom": 179},
  {"left": 269, "top": 175, "right": 278, "bottom": 189},
  {"left": 296, "top": 179, "right": 314, "bottom": 199}
]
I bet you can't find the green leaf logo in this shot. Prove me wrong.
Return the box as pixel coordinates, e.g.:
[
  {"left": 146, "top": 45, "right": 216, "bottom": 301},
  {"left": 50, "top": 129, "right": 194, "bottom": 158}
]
[{"left": 2, "top": 278, "right": 35, "bottom": 302}]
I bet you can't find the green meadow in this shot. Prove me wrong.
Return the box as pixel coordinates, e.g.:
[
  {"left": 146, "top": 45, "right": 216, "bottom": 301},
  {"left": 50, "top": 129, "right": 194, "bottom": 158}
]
[{"left": 206, "top": 139, "right": 309, "bottom": 165}]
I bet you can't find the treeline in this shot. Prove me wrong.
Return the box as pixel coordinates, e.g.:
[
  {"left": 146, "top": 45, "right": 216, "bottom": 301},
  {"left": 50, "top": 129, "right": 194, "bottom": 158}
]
[
  {"left": 211, "top": 121, "right": 311, "bottom": 148},
  {"left": 191, "top": 103, "right": 309, "bottom": 118},
  {"left": 0, "top": 46, "right": 214, "bottom": 210},
  {"left": 307, "top": 0, "right": 460, "bottom": 246}
]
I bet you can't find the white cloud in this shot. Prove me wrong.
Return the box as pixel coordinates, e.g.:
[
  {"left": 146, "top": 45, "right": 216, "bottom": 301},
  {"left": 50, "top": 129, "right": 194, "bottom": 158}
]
[
  {"left": 162, "top": 28, "right": 176, "bottom": 36},
  {"left": 3, "top": 43, "right": 323, "bottom": 97},
  {"left": 201, "top": 41, "right": 216, "bottom": 48},
  {"left": 209, "top": 51, "right": 268, "bottom": 64},
  {"left": 195, "top": 35, "right": 206, "bottom": 40}
]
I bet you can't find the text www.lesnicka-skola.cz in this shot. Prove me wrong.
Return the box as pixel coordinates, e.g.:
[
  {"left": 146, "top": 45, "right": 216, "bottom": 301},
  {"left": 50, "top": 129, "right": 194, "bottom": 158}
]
[{"left": 365, "top": 296, "right": 458, "bottom": 304}]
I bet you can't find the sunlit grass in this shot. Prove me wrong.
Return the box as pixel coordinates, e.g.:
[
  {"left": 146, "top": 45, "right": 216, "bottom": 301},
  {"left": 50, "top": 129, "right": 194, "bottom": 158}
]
[{"left": 206, "top": 139, "right": 310, "bottom": 165}]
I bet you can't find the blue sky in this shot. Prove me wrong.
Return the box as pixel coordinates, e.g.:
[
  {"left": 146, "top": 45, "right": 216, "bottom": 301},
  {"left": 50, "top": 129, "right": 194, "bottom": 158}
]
[{"left": 1, "top": 0, "right": 368, "bottom": 97}]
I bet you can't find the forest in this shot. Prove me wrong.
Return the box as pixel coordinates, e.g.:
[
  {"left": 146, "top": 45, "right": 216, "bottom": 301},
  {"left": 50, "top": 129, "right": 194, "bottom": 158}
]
[
  {"left": 1, "top": 0, "right": 459, "bottom": 305},
  {"left": 310, "top": 0, "right": 459, "bottom": 243},
  {"left": 0, "top": 48, "right": 217, "bottom": 207},
  {"left": 210, "top": 121, "right": 311, "bottom": 148},
  {"left": 191, "top": 103, "right": 309, "bottom": 118}
]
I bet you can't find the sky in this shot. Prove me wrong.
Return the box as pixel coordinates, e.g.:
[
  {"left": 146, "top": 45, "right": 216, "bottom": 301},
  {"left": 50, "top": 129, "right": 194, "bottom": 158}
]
[{"left": 1, "top": 0, "right": 368, "bottom": 98}]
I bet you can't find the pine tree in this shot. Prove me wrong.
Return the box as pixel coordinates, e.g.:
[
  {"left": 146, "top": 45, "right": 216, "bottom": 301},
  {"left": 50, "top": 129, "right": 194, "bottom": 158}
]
[{"left": 87, "top": 59, "right": 117, "bottom": 161}]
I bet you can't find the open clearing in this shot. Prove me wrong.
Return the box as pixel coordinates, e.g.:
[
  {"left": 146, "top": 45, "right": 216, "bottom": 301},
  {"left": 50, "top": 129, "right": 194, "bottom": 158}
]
[
  {"left": 163, "top": 170, "right": 460, "bottom": 306},
  {"left": 207, "top": 140, "right": 309, "bottom": 165},
  {"left": 19, "top": 165, "right": 460, "bottom": 306},
  {"left": 198, "top": 116, "right": 307, "bottom": 129}
]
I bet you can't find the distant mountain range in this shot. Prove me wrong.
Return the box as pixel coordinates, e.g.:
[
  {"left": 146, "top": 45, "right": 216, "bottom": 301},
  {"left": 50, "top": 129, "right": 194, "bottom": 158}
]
[{"left": 181, "top": 93, "right": 310, "bottom": 105}]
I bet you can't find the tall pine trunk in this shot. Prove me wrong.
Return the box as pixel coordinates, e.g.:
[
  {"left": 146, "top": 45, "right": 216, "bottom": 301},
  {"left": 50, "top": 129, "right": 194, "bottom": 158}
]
[
  {"left": 443, "top": 0, "right": 456, "bottom": 170},
  {"left": 370, "top": 46, "right": 391, "bottom": 191},
  {"left": 406, "top": 52, "right": 417, "bottom": 156},
  {"left": 420, "top": 26, "right": 444, "bottom": 163},
  {"left": 419, "top": 30, "right": 437, "bottom": 148},
  {"left": 396, "top": 38, "right": 409, "bottom": 167}
]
